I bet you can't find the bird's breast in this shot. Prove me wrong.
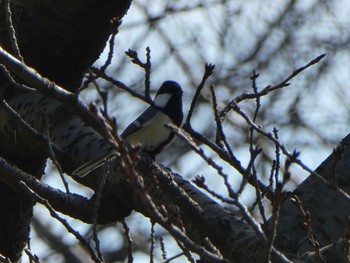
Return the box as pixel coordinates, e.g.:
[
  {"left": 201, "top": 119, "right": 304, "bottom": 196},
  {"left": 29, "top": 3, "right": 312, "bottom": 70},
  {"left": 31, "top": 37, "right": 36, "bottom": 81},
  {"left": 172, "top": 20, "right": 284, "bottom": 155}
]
[{"left": 124, "top": 112, "right": 174, "bottom": 153}]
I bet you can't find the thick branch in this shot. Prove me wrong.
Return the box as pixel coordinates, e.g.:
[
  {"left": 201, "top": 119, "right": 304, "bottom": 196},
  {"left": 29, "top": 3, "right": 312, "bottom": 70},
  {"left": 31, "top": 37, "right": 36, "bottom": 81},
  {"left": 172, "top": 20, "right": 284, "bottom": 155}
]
[
  {"left": 275, "top": 134, "right": 350, "bottom": 256},
  {"left": 0, "top": 157, "right": 128, "bottom": 224}
]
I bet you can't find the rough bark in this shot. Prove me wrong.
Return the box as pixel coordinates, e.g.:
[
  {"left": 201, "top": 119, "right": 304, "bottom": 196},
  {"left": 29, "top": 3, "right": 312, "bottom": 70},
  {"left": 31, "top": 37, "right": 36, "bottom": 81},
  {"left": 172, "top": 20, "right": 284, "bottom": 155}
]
[{"left": 0, "top": 0, "right": 131, "bottom": 261}]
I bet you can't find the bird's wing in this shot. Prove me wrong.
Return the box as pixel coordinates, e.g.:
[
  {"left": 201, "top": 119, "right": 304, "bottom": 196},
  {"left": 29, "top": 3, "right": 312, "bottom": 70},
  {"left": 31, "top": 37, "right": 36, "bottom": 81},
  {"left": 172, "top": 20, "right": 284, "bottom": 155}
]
[
  {"left": 121, "top": 106, "right": 158, "bottom": 139},
  {"left": 73, "top": 106, "right": 158, "bottom": 177},
  {"left": 72, "top": 152, "right": 115, "bottom": 177}
]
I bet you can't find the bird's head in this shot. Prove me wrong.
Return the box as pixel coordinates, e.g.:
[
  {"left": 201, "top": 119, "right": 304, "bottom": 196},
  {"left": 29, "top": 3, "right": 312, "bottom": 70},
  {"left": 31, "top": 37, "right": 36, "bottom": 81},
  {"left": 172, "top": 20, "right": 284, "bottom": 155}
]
[{"left": 152, "top": 81, "right": 183, "bottom": 126}]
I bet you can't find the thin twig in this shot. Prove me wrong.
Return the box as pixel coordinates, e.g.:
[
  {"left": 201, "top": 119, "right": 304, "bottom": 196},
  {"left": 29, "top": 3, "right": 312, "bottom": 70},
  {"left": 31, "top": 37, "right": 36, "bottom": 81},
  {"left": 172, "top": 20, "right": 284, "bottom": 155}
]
[
  {"left": 210, "top": 84, "right": 235, "bottom": 159},
  {"left": 18, "top": 182, "right": 102, "bottom": 263},
  {"left": 159, "top": 237, "right": 167, "bottom": 261},
  {"left": 4, "top": 0, "right": 23, "bottom": 61},
  {"left": 92, "top": 166, "right": 110, "bottom": 262},
  {"left": 0, "top": 65, "right": 34, "bottom": 92},
  {"left": 150, "top": 220, "right": 155, "bottom": 263},
  {"left": 24, "top": 248, "right": 40, "bottom": 263},
  {"left": 252, "top": 164, "right": 268, "bottom": 232},
  {"left": 237, "top": 146, "right": 261, "bottom": 196},
  {"left": 145, "top": 47, "right": 151, "bottom": 99},
  {"left": 168, "top": 124, "right": 268, "bottom": 243},
  {"left": 46, "top": 136, "right": 70, "bottom": 193},
  {"left": 265, "top": 153, "right": 294, "bottom": 262},
  {"left": 100, "top": 17, "right": 121, "bottom": 73},
  {"left": 43, "top": 118, "right": 70, "bottom": 193},
  {"left": 291, "top": 195, "right": 325, "bottom": 263},
  {"left": 125, "top": 47, "right": 152, "bottom": 99},
  {"left": 183, "top": 123, "right": 273, "bottom": 200},
  {"left": 245, "top": 71, "right": 269, "bottom": 230},
  {"left": 220, "top": 54, "right": 326, "bottom": 120},
  {"left": 90, "top": 67, "right": 151, "bottom": 104},
  {"left": 232, "top": 102, "right": 324, "bottom": 184},
  {"left": 185, "top": 63, "right": 215, "bottom": 125},
  {"left": 273, "top": 128, "right": 281, "bottom": 190},
  {"left": 168, "top": 123, "right": 237, "bottom": 200},
  {"left": 193, "top": 175, "right": 235, "bottom": 205},
  {"left": 121, "top": 220, "right": 134, "bottom": 263},
  {"left": 163, "top": 253, "right": 184, "bottom": 263},
  {"left": 250, "top": 70, "right": 261, "bottom": 123},
  {"left": 175, "top": 241, "right": 195, "bottom": 263}
]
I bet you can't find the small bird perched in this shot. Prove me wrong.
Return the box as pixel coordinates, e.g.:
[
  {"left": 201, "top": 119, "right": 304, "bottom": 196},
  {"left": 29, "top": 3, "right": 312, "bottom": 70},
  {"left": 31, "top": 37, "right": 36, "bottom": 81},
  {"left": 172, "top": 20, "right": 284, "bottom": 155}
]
[{"left": 73, "top": 81, "right": 183, "bottom": 177}]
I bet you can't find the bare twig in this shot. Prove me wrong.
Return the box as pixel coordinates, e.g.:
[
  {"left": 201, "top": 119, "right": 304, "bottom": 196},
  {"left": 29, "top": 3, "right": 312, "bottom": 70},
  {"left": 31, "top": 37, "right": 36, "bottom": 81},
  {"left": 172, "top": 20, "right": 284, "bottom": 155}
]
[
  {"left": 159, "top": 237, "right": 167, "bottom": 261},
  {"left": 163, "top": 253, "right": 184, "bottom": 263},
  {"left": 210, "top": 84, "right": 235, "bottom": 159},
  {"left": 272, "top": 128, "right": 281, "bottom": 190},
  {"left": 121, "top": 219, "right": 134, "bottom": 263},
  {"left": 0, "top": 64, "right": 34, "bottom": 92},
  {"left": 232, "top": 103, "right": 318, "bottom": 180},
  {"left": 233, "top": 101, "right": 350, "bottom": 202},
  {"left": 193, "top": 175, "right": 234, "bottom": 204},
  {"left": 90, "top": 67, "right": 151, "bottom": 104},
  {"left": 92, "top": 167, "right": 110, "bottom": 262},
  {"left": 168, "top": 124, "right": 268, "bottom": 243},
  {"left": 87, "top": 71, "right": 111, "bottom": 122},
  {"left": 237, "top": 147, "right": 261, "bottom": 196},
  {"left": 168, "top": 123, "right": 237, "bottom": 200},
  {"left": 100, "top": 17, "right": 121, "bottom": 73},
  {"left": 251, "top": 164, "right": 268, "bottom": 232},
  {"left": 265, "top": 151, "right": 294, "bottom": 261},
  {"left": 4, "top": 0, "right": 23, "bottom": 61},
  {"left": 43, "top": 118, "right": 70, "bottom": 193},
  {"left": 250, "top": 70, "right": 261, "bottom": 123},
  {"left": 18, "top": 182, "right": 102, "bottom": 263},
  {"left": 190, "top": 125, "right": 274, "bottom": 201},
  {"left": 24, "top": 248, "right": 40, "bottom": 263},
  {"left": 145, "top": 47, "right": 151, "bottom": 98},
  {"left": 46, "top": 136, "right": 70, "bottom": 193},
  {"left": 185, "top": 63, "right": 215, "bottom": 126},
  {"left": 150, "top": 220, "right": 155, "bottom": 263},
  {"left": 125, "top": 47, "right": 152, "bottom": 100},
  {"left": 291, "top": 195, "right": 325, "bottom": 263},
  {"left": 220, "top": 54, "right": 326, "bottom": 120},
  {"left": 244, "top": 71, "right": 269, "bottom": 231}
]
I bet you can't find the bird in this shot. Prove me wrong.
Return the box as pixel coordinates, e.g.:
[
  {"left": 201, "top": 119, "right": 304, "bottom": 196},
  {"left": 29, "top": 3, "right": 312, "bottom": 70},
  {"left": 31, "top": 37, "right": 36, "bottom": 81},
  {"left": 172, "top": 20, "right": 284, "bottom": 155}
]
[{"left": 73, "top": 81, "right": 183, "bottom": 177}]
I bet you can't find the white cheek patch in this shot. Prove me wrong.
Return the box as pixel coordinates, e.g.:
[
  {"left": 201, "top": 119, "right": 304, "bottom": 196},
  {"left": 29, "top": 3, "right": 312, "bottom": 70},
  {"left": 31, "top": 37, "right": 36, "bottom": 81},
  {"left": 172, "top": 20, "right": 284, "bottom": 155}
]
[{"left": 154, "top": 93, "right": 172, "bottom": 108}]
